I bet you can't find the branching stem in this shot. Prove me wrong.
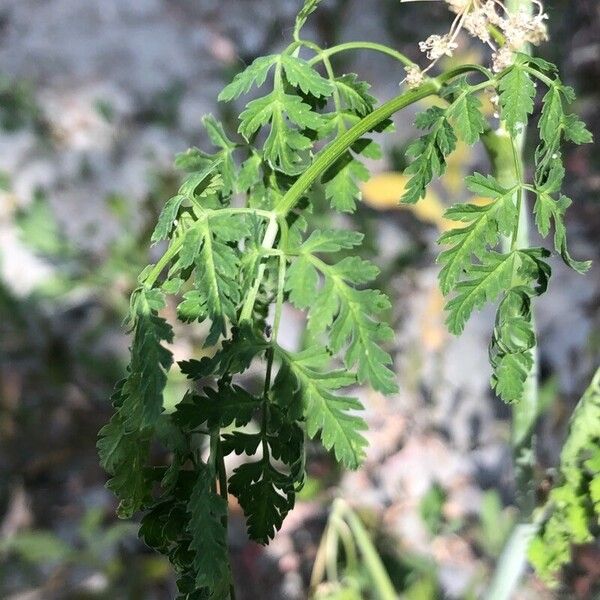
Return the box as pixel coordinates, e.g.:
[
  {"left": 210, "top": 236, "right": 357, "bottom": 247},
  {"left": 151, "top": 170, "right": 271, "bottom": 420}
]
[{"left": 307, "top": 41, "right": 414, "bottom": 68}]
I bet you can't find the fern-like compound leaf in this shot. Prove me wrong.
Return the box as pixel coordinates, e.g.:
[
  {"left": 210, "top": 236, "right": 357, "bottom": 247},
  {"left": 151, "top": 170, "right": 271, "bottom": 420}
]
[
  {"left": 529, "top": 369, "right": 600, "bottom": 583},
  {"left": 218, "top": 55, "right": 278, "bottom": 102},
  {"left": 333, "top": 74, "right": 377, "bottom": 116},
  {"left": 498, "top": 59, "right": 536, "bottom": 136},
  {"left": 285, "top": 234, "right": 397, "bottom": 394},
  {"left": 228, "top": 458, "right": 296, "bottom": 544},
  {"left": 533, "top": 191, "right": 591, "bottom": 274},
  {"left": 280, "top": 54, "right": 332, "bottom": 98},
  {"left": 438, "top": 173, "right": 517, "bottom": 295},
  {"left": 188, "top": 466, "right": 231, "bottom": 593},
  {"left": 239, "top": 89, "right": 323, "bottom": 174},
  {"left": 444, "top": 77, "right": 487, "bottom": 145},
  {"left": 323, "top": 151, "right": 370, "bottom": 213},
  {"left": 177, "top": 216, "right": 246, "bottom": 345},
  {"left": 445, "top": 251, "right": 519, "bottom": 335},
  {"left": 275, "top": 347, "right": 368, "bottom": 469},
  {"left": 401, "top": 107, "right": 457, "bottom": 204}
]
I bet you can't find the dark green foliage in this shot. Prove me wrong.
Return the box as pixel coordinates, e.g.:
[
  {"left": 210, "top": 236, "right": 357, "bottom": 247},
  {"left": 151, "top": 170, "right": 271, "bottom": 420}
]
[
  {"left": 97, "top": 1, "right": 592, "bottom": 595},
  {"left": 529, "top": 369, "right": 600, "bottom": 583}
]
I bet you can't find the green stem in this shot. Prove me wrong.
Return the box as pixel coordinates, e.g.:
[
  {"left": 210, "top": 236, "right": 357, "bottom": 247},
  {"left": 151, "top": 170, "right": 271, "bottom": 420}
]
[
  {"left": 335, "top": 500, "right": 397, "bottom": 600},
  {"left": 144, "top": 235, "right": 185, "bottom": 288},
  {"left": 239, "top": 216, "right": 280, "bottom": 322},
  {"left": 275, "top": 82, "right": 437, "bottom": 215},
  {"left": 276, "top": 65, "right": 490, "bottom": 218},
  {"left": 308, "top": 41, "right": 414, "bottom": 68},
  {"left": 483, "top": 127, "right": 538, "bottom": 516},
  {"left": 211, "top": 431, "right": 236, "bottom": 600},
  {"left": 272, "top": 254, "right": 286, "bottom": 342},
  {"left": 484, "top": 2, "right": 537, "bottom": 597}
]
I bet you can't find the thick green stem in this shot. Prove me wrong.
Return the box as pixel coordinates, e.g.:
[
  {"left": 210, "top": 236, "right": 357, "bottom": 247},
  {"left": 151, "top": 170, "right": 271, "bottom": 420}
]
[
  {"left": 239, "top": 67, "right": 489, "bottom": 322},
  {"left": 483, "top": 127, "right": 538, "bottom": 516},
  {"left": 485, "top": 1, "right": 537, "bottom": 598},
  {"left": 276, "top": 66, "right": 486, "bottom": 218}
]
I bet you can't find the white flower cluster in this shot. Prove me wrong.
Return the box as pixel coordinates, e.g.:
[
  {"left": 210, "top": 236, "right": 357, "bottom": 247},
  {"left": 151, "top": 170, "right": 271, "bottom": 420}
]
[{"left": 403, "top": 0, "right": 549, "bottom": 87}]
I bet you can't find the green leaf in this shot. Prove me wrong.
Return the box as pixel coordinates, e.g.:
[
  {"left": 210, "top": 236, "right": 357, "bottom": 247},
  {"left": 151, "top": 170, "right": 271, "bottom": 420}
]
[
  {"left": 121, "top": 293, "right": 174, "bottom": 431},
  {"left": 437, "top": 174, "right": 518, "bottom": 295},
  {"left": 178, "top": 160, "right": 223, "bottom": 202},
  {"left": 538, "top": 85, "right": 563, "bottom": 147},
  {"left": 285, "top": 254, "right": 318, "bottom": 309},
  {"left": 286, "top": 247, "right": 397, "bottom": 394},
  {"left": 323, "top": 153, "right": 370, "bottom": 213},
  {"left": 276, "top": 347, "right": 368, "bottom": 469},
  {"left": 176, "top": 226, "right": 202, "bottom": 270},
  {"left": 333, "top": 74, "right": 376, "bottom": 116},
  {"left": 237, "top": 153, "right": 262, "bottom": 192},
  {"left": 203, "top": 115, "right": 238, "bottom": 195},
  {"left": 228, "top": 459, "right": 295, "bottom": 544},
  {"left": 529, "top": 369, "right": 600, "bottom": 583},
  {"left": 498, "top": 61, "right": 536, "bottom": 135},
  {"left": 187, "top": 466, "right": 231, "bottom": 593},
  {"left": 298, "top": 229, "right": 363, "bottom": 254},
  {"left": 401, "top": 107, "right": 456, "bottom": 204},
  {"left": 97, "top": 392, "right": 152, "bottom": 518},
  {"left": 152, "top": 195, "right": 185, "bottom": 243},
  {"left": 180, "top": 324, "right": 269, "bottom": 381},
  {"left": 280, "top": 55, "right": 332, "bottom": 98},
  {"left": 176, "top": 217, "right": 245, "bottom": 344},
  {"left": 294, "top": 0, "right": 323, "bottom": 38},
  {"left": 218, "top": 55, "right": 278, "bottom": 102},
  {"left": 173, "top": 385, "right": 260, "bottom": 429},
  {"left": 562, "top": 113, "right": 593, "bottom": 145},
  {"left": 489, "top": 290, "right": 535, "bottom": 403},
  {"left": 533, "top": 192, "right": 591, "bottom": 274},
  {"left": 239, "top": 90, "right": 322, "bottom": 174},
  {"left": 445, "top": 251, "right": 519, "bottom": 335},
  {"left": 445, "top": 80, "right": 487, "bottom": 145}
]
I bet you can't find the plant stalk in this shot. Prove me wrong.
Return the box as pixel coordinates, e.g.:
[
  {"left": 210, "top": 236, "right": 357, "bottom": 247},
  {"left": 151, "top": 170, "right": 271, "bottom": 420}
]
[
  {"left": 485, "top": 1, "right": 537, "bottom": 597},
  {"left": 276, "top": 65, "right": 489, "bottom": 218}
]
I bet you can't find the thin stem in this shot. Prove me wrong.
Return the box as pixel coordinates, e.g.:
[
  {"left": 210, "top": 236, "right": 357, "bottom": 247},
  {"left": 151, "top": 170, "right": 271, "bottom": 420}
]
[
  {"left": 335, "top": 500, "right": 397, "bottom": 600},
  {"left": 272, "top": 254, "right": 286, "bottom": 343},
  {"left": 215, "top": 442, "right": 236, "bottom": 600},
  {"left": 483, "top": 128, "right": 538, "bottom": 515},
  {"left": 144, "top": 235, "right": 185, "bottom": 288},
  {"left": 144, "top": 208, "right": 273, "bottom": 290},
  {"left": 218, "top": 207, "right": 274, "bottom": 219},
  {"left": 239, "top": 216, "right": 280, "bottom": 322},
  {"left": 260, "top": 347, "right": 275, "bottom": 463},
  {"left": 302, "top": 40, "right": 346, "bottom": 134},
  {"left": 331, "top": 514, "right": 358, "bottom": 573},
  {"left": 308, "top": 41, "right": 414, "bottom": 68},
  {"left": 483, "top": 2, "right": 538, "bottom": 595}
]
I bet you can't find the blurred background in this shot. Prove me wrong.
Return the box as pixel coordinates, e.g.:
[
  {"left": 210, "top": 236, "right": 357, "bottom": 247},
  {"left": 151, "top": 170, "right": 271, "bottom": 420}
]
[{"left": 0, "top": 0, "right": 598, "bottom": 598}]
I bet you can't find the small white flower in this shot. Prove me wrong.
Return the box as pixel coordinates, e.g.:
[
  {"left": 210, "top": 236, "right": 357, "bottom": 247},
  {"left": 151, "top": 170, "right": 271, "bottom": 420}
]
[
  {"left": 464, "top": 9, "right": 491, "bottom": 43},
  {"left": 404, "top": 64, "right": 425, "bottom": 89},
  {"left": 419, "top": 34, "right": 458, "bottom": 61},
  {"left": 403, "top": 0, "right": 549, "bottom": 81},
  {"left": 492, "top": 46, "right": 514, "bottom": 72}
]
